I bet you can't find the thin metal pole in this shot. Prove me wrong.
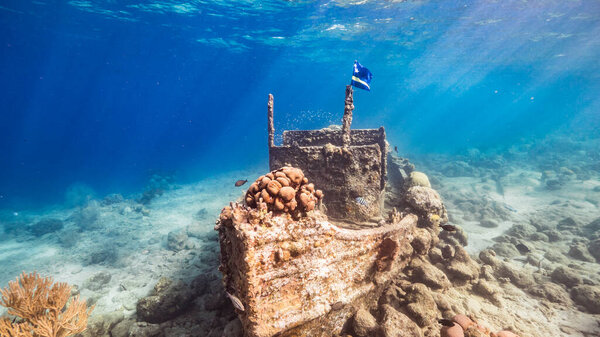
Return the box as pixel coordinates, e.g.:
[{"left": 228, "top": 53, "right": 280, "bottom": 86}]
[
  {"left": 268, "top": 94, "right": 274, "bottom": 148},
  {"left": 341, "top": 85, "right": 354, "bottom": 147}
]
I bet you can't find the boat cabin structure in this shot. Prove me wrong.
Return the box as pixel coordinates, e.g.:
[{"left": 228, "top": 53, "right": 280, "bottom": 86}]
[{"left": 267, "top": 86, "right": 388, "bottom": 223}]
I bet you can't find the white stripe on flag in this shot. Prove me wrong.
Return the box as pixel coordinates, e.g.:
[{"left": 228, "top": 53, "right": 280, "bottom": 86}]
[{"left": 352, "top": 75, "right": 370, "bottom": 89}]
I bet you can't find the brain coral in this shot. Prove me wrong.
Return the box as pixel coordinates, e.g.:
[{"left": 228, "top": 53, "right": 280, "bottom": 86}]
[
  {"left": 407, "top": 171, "right": 431, "bottom": 188},
  {"left": 245, "top": 167, "right": 323, "bottom": 214}
]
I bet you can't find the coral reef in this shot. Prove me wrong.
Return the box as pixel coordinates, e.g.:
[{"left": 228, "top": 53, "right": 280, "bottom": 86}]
[
  {"left": 244, "top": 167, "right": 323, "bottom": 215},
  {"left": 0, "top": 272, "right": 93, "bottom": 337}
]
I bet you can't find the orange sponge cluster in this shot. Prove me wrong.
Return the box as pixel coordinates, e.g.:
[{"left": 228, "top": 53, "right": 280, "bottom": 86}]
[{"left": 245, "top": 167, "right": 323, "bottom": 213}]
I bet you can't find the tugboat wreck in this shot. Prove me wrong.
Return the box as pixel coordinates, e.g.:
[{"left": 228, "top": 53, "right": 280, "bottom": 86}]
[{"left": 216, "top": 86, "right": 448, "bottom": 337}]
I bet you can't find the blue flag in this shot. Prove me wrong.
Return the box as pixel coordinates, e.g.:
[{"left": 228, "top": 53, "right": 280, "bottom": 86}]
[{"left": 351, "top": 61, "right": 373, "bottom": 91}]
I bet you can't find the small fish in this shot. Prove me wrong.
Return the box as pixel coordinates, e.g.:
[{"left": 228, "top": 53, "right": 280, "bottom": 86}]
[
  {"left": 394, "top": 146, "right": 398, "bottom": 153},
  {"left": 440, "top": 224, "right": 456, "bottom": 232},
  {"left": 234, "top": 179, "right": 248, "bottom": 187},
  {"left": 438, "top": 319, "right": 455, "bottom": 327},
  {"left": 226, "top": 292, "right": 245, "bottom": 312},
  {"left": 503, "top": 203, "right": 518, "bottom": 213},
  {"left": 515, "top": 243, "right": 530, "bottom": 254},
  {"left": 355, "top": 197, "right": 368, "bottom": 206}
]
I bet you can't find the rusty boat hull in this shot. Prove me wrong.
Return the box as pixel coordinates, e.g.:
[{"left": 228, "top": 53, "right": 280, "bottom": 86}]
[{"left": 216, "top": 205, "right": 418, "bottom": 337}]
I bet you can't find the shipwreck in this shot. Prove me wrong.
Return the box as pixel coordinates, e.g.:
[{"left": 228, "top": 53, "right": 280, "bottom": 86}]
[{"left": 216, "top": 86, "right": 447, "bottom": 337}]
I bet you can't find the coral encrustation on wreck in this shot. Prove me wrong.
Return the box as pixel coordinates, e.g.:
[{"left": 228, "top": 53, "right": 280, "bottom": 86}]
[
  {"left": 244, "top": 166, "right": 323, "bottom": 215},
  {"left": 216, "top": 168, "right": 418, "bottom": 337}
]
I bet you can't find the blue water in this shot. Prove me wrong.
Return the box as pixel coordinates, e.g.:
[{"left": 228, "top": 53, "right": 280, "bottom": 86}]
[{"left": 1, "top": 0, "right": 599, "bottom": 208}]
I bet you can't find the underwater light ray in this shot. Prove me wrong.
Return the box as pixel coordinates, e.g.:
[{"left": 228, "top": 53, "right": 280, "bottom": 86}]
[
  {"left": 566, "top": 98, "right": 600, "bottom": 137},
  {"left": 405, "top": 0, "right": 586, "bottom": 93},
  {"left": 7, "top": 23, "right": 112, "bottom": 170},
  {"left": 497, "top": 22, "right": 600, "bottom": 135},
  {"left": 531, "top": 22, "right": 600, "bottom": 84}
]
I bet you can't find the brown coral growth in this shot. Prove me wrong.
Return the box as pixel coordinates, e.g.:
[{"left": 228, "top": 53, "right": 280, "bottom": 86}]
[
  {"left": 244, "top": 167, "right": 323, "bottom": 214},
  {"left": 0, "top": 272, "right": 93, "bottom": 337}
]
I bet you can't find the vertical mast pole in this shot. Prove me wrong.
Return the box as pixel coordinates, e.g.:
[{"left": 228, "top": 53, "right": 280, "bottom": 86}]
[
  {"left": 342, "top": 85, "right": 354, "bottom": 147},
  {"left": 268, "top": 94, "right": 274, "bottom": 149}
]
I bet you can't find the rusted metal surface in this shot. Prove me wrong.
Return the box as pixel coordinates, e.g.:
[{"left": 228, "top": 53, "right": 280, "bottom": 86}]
[
  {"left": 267, "top": 92, "right": 387, "bottom": 222},
  {"left": 268, "top": 94, "right": 274, "bottom": 149},
  {"left": 215, "top": 91, "right": 418, "bottom": 337},
  {"left": 270, "top": 141, "right": 384, "bottom": 222},
  {"left": 216, "top": 204, "right": 418, "bottom": 337},
  {"left": 341, "top": 85, "right": 354, "bottom": 147}
]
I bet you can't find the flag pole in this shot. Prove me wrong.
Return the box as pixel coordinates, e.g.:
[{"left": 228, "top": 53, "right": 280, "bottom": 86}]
[
  {"left": 268, "top": 93, "right": 275, "bottom": 151},
  {"left": 342, "top": 85, "right": 354, "bottom": 147}
]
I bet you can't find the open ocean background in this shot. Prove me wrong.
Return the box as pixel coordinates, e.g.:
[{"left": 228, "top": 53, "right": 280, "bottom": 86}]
[{"left": 1, "top": 0, "right": 599, "bottom": 208}]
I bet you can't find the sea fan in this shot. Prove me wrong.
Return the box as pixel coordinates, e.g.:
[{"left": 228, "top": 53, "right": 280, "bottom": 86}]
[{"left": 0, "top": 272, "right": 93, "bottom": 337}]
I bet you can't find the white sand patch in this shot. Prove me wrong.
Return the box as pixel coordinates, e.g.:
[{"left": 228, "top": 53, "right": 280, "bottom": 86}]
[
  {"left": 0, "top": 168, "right": 265, "bottom": 319},
  {"left": 461, "top": 220, "right": 514, "bottom": 255}
]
